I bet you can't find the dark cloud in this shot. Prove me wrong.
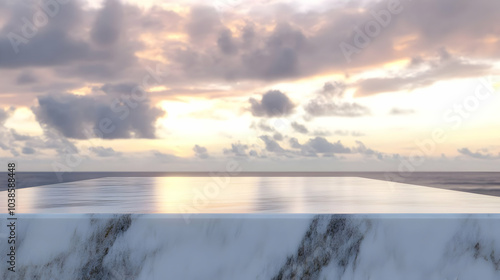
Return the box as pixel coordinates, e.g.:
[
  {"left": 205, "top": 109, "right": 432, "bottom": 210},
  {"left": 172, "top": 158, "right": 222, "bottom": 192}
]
[
  {"left": 10, "top": 129, "right": 31, "bottom": 141},
  {"left": 16, "top": 71, "right": 37, "bottom": 84},
  {"left": 171, "top": 0, "right": 499, "bottom": 86},
  {"left": 22, "top": 146, "right": 35, "bottom": 154},
  {"left": 2, "top": 0, "right": 498, "bottom": 97},
  {"left": 240, "top": 23, "right": 304, "bottom": 80},
  {"left": 241, "top": 23, "right": 255, "bottom": 46},
  {"left": 458, "top": 148, "right": 500, "bottom": 160},
  {"left": 273, "top": 132, "right": 283, "bottom": 141},
  {"left": 249, "top": 90, "right": 295, "bottom": 117},
  {"left": 291, "top": 122, "right": 308, "bottom": 134},
  {"left": 0, "top": 28, "right": 90, "bottom": 68},
  {"left": 138, "top": 6, "right": 182, "bottom": 32},
  {"left": 320, "top": 81, "right": 346, "bottom": 98},
  {"left": 171, "top": 21, "right": 305, "bottom": 81},
  {"left": 2, "top": 0, "right": 498, "bottom": 106},
  {"left": 217, "top": 28, "right": 237, "bottom": 55},
  {"left": 0, "top": 0, "right": 140, "bottom": 85},
  {"left": 259, "top": 135, "right": 285, "bottom": 153},
  {"left": 32, "top": 92, "right": 165, "bottom": 139},
  {"left": 289, "top": 137, "right": 302, "bottom": 149},
  {"left": 100, "top": 83, "right": 138, "bottom": 97},
  {"left": 186, "top": 6, "right": 221, "bottom": 42},
  {"left": 89, "top": 146, "right": 121, "bottom": 157},
  {"left": 193, "top": 144, "right": 209, "bottom": 159},
  {"left": 223, "top": 143, "right": 249, "bottom": 157},
  {"left": 288, "top": 136, "right": 351, "bottom": 157},
  {"left": 305, "top": 137, "right": 351, "bottom": 154},
  {"left": 90, "top": 0, "right": 124, "bottom": 46},
  {"left": 0, "top": 1, "right": 90, "bottom": 68}
]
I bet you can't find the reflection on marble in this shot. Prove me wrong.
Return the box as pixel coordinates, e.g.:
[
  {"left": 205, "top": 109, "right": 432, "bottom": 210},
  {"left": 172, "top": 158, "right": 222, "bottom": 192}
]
[
  {"left": 2, "top": 177, "right": 500, "bottom": 214},
  {"left": 0, "top": 214, "right": 499, "bottom": 280}
]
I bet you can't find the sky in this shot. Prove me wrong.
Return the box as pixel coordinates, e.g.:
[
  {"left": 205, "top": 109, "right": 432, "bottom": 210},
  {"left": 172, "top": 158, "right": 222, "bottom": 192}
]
[{"left": 0, "top": 0, "right": 499, "bottom": 172}]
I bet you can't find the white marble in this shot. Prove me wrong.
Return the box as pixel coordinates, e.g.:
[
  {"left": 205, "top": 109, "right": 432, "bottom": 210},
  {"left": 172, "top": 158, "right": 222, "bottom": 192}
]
[
  {"left": 0, "top": 214, "right": 499, "bottom": 280},
  {"left": 1, "top": 177, "right": 500, "bottom": 214}
]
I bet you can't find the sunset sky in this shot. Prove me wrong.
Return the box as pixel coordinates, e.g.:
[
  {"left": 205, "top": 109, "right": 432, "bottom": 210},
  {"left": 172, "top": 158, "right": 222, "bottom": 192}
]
[{"left": 0, "top": 0, "right": 499, "bottom": 172}]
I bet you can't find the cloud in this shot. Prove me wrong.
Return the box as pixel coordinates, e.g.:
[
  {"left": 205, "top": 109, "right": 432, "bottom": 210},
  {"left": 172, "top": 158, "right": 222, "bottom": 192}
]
[
  {"left": 32, "top": 91, "right": 165, "bottom": 139},
  {"left": 217, "top": 28, "right": 237, "bottom": 55},
  {"left": 90, "top": 0, "right": 124, "bottom": 46},
  {"left": 222, "top": 142, "right": 260, "bottom": 158},
  {"left": 159, "top": 0, "right": 500, "bottom": 86},
  {"left": 152, "top": 150, "right": 179, "bottom": 161},
  {"left": 193, "top": 144, "right": 209, "bottom": 159},
  {"left": 16, "top": 71, "right": 37, "bottom": 84},
  {"left": 100, "top": 83, "right": 138, "bottom": 97},
  {"left": 2, "top": 0, "right": 498, "bottom": 95},
  {"left": 305, "top": 100, "right": 370, "bottom": 117},
  {"left": 241, "top": 23, "right": 303, "bottom": 79},
  {"left": 354, "top": 141, "right": 384, "bottom": 160},
  {"left": 2, "top": 0, "right": 499, "bottom": 107},
  {"left": 259, "top": 135, "right": 285, "bottom": 153},
  {"left": 89, "top": 146, "right": 121, "bottom": 157},
  {"left": 16, "top": 129, "right": 79, "bottom": 155},
  {"left": 22, "top": 146, "right": 35, "bottom": 154},
  {"left": 390, "top": 108, "right": 415, "bottom": 115},
  {"left": 273, "top": 132, "right": 283, "bottom": 141},
  {"left": 355, "top": 55, "right": 492, "bottom": 96},
  {"left": 0, "top": 0, "right": 139, "bottom": 91},
  {"left": 313, "top": 129, "right": 364, "bottom": 138},
  {"left": 291, "top": 122, "right": 308, "bottom": 134},
  {"left": 223, "top": 143, "right": 249, "bottom": 157},
  {"left": 458, "top": 148, "right": 500, "bottom": 160},
  {"left": 10, "top": 129, "right": 32, "bottom": 141},
  {"left": 0, "top": 1, "right": 91, "bottom": 68},
  {"left": 312, "top": 130, "right": 331, "bottom": 137},
  {"left": 289, "top": 137, "right": 302, "bottom": 149},
  {"left": 0, "top": 124, "right": 81, "bottom": 157},
  {"left": 306, "top": 137, "right": 351, "bottom": 154},
  {"left": 320, "top": 81, "right": 346, "bottom": 98},
  {"left": 186, "top": 6, "right": 222, "bottom": 42},
  {"left": 351, "top": 131, "right": 365, "bottom": 137},
  {"left": 333, "top": 130, "right": 349, "bottom": 136},
  {"left": 0, "top": 107, "right": 14, "bottom": 125},
  {"left": 304, "top": 80, "right": 370, "bottom": 118},
  {"left": 288, "top": 137, "right": 384, "bottom": 159},
  {"left": 250, "top": 120, "right": 275, "bottom": 132},
  {"left": 288, "top": 136, "right": 351, "bottom": 157},
  {"left": 249, "top": 90, "right": 295, "bottom": 117}
]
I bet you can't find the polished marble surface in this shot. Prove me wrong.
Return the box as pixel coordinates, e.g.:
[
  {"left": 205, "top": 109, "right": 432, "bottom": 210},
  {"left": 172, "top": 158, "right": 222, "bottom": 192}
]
[{"left": 2, "top": 177, "right": 500, "bottom": 213}]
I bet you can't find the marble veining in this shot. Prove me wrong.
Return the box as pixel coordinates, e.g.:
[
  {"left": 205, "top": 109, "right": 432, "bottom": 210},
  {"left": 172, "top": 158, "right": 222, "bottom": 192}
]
[{"left": 1, "top": 214, "right": 500, "bottom": 280}]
